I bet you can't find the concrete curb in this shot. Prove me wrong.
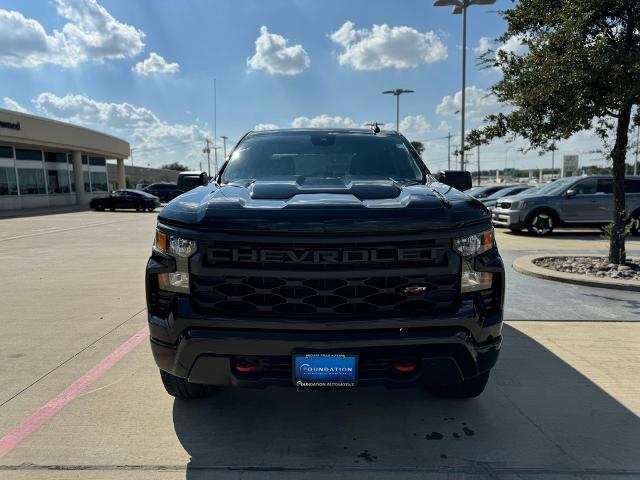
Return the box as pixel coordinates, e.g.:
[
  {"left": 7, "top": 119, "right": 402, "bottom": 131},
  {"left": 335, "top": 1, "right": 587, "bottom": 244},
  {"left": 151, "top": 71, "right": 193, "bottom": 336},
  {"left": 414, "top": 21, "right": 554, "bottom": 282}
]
[{"left": 512, "top": 254, "right": 640, "bottom": 292}]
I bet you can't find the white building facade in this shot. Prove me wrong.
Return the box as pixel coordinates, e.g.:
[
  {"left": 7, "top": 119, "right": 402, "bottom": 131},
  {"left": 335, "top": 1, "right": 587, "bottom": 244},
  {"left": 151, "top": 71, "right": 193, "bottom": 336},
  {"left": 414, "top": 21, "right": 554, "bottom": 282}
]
[{"left": 0, "top": 108, "right": 129, "bottom": 210}]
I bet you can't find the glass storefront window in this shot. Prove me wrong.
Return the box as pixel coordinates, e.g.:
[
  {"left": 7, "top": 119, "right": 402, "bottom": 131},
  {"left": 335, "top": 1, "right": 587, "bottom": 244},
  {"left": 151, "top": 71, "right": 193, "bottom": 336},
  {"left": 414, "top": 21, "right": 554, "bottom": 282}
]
[
  {"left": 0, "top": 146, "right": 13, "bottom": 159},
  {"left": 45, "top": 152, "right": 67, "bottom": 163},
  {"left": 0, "top": 167, "right": 18, "bottom": 195},
  {"left": 83, "top": 171, "right": 91, "bottom": 192},
  {"left": 18, "top": 169, "right": 46, "bottom": 194},
  {"left": 47, "top": 169, "right": 71, "bottom": 193},
  {"left": 90, "top": 172, "right": 108, "bottom": 192},
  {"left": 16, "top": 149, "right": 43, "bottom": 161}
]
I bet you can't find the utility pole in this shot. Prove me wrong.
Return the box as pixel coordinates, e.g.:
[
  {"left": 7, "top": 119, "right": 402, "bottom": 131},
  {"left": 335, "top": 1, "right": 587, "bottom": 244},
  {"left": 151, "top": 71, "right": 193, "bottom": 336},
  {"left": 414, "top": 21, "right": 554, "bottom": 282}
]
[
  {"left": 551, "top": 149, "right": 555, "bottom": 180},
  {"left": 203, "top": 139, "right": 211, "bottom": 176},
  {"left": 130, "top": 148, "right": 134, "bottom": 167},
  {"left": 213, "top": 79, "right": 218, "bottom": 175},
  {"left": 447, "top": 132, "right": 451, "bottom": 170},
  {"left": 476, "top": 146, "right": 481, "bottom": 186},
  {"left": 221, "top": 135, "right": 228, "bottom": 160}
]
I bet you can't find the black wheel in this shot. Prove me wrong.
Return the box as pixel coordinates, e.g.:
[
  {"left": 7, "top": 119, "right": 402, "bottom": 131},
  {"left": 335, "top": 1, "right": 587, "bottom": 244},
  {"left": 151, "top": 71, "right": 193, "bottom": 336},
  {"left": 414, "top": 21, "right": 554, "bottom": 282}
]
[
  {"left": 509, "top": 227, "right": 523, "bottom": 233},
  {"left": 93, "top": 203, "right": 105, "bottom": 211},
  {"left": 147, "top": 207, "right": 155, "bottom": 212},
  {"left": 527, "top": 210, "right": 555, "bottom": 236},
  {"left": 159, "top": 370, "right": 213, "bottom": 399},
  {"left": 109, "top": 207, "right": 115, "bottom": 211},
  {"left": 630, "top": 210, "right": 640, "bottom": 236},
  {"left": 136, "top": 204, "right": 143, "bottom": 212},
  {"left": 428, "top": 372, "right": 490, "bottom": 399}
]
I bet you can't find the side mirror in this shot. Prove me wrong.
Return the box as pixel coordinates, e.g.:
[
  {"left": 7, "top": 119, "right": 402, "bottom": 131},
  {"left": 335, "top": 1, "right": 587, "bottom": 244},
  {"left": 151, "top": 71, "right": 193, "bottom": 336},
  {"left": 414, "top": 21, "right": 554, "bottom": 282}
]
[
  {"left": 564, "top": 189, "right": 577, "bottom": 198},
  {"left": 436, "top": 170, "right": 473, "bottom": 192},
  {"left": 177, "top": 172, "right": 209, "bottom": 191}
]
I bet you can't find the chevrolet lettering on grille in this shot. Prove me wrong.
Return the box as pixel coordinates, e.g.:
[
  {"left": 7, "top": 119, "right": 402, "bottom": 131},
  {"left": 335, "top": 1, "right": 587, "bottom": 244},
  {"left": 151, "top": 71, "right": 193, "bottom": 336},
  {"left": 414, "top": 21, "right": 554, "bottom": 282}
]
[{"left": 207, "top": 246, "right": 434, "bottom": 264}]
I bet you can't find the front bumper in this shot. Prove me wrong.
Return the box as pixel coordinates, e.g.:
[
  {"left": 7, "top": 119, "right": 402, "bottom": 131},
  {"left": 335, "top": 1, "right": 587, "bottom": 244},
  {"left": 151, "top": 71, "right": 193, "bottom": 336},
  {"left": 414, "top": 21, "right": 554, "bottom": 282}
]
[
  {"left": 491, "top": 208, "right": 525, "bottom": 229},
  {"left": 146, "top": 233, "right": 504, "bottom": 389},
  {"left": 148, "top": 287, "right": 503, "bottom": 388}
]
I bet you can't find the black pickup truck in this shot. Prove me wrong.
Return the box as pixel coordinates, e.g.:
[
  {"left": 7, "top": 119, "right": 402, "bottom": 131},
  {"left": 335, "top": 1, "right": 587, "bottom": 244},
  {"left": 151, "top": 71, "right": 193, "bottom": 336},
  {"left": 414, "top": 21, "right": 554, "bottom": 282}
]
[{"left": 146, "top": 129, "right": 504, "bottom": 399}]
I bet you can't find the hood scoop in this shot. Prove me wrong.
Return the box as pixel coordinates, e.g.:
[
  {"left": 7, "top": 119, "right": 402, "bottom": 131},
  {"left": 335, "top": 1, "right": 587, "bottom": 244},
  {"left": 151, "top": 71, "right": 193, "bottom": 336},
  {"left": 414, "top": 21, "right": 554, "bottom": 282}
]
[{"left": 248, "top": 178, "right": 401, "bottom": 200}]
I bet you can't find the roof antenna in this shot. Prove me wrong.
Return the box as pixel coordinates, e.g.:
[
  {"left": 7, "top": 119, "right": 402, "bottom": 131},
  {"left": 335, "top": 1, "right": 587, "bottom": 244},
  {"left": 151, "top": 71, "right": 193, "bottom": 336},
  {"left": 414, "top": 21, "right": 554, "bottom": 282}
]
[{"left": 364, "top": 122, "right": 384, "bottom": 135}]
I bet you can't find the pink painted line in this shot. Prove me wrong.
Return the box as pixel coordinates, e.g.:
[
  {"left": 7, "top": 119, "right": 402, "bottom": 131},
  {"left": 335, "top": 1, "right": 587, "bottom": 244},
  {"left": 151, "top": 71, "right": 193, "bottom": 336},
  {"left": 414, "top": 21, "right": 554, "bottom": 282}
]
[{"left": 0, "top": 326, "right": 148, "bottom": 459}]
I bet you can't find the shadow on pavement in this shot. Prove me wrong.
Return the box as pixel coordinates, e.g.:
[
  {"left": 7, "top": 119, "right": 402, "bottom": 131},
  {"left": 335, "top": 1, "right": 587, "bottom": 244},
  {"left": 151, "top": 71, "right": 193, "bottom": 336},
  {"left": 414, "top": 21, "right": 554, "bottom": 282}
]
[{"left": 173, "top": 324, "right": 640, "bottom": 479}]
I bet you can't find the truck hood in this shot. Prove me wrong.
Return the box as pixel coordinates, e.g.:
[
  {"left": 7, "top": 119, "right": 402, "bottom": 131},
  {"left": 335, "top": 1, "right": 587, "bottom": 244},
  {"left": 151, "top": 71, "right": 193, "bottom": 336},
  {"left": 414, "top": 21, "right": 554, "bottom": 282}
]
[{"left": 159, "top": 178, "right": 490, "bottom": 234}]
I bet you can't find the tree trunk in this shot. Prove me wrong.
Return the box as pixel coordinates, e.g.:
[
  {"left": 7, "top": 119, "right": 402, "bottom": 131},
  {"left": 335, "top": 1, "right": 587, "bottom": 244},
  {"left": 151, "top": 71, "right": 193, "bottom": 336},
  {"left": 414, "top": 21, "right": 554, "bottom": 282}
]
[{"left": 608, "top": 100, "right": 633, "bottom": 265}]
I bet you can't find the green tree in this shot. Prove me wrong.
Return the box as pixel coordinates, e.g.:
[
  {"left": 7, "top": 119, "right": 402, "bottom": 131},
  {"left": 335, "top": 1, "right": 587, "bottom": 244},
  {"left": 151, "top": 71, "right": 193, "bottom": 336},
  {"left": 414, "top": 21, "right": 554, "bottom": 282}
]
[
  {"left": 468, "top": 0, "right": 640, "bottom": 264},
  {"left": 410, "top": 141, "right": 425, "bottom": 156},
  {"left": 161, "top": 162, "right": 189, "bottom": 172}
]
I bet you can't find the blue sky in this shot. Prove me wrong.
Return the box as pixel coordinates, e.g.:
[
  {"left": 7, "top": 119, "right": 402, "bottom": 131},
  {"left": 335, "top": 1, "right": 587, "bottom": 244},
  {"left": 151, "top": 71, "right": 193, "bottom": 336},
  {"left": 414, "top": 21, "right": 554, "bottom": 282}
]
[{"left": 0, "top": 0, "right": 603, "bottom": 172}]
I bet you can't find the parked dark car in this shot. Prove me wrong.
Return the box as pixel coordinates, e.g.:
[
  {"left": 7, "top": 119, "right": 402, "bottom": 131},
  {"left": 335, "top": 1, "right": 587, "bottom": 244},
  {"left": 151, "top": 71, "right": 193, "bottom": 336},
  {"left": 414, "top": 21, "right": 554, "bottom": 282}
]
[
  {"left": 481, "top": 185, "right": 537, "bottom": 210},
  {"left": 466, "top": 184, "right": 517, "bottom": 199},
  {"left": 143, "top": 183, "right": 182, "bottom": 202},
  {"left": 147, "top": 128, "right": 504, "bottom": 400},
  {"left": 90, "top": 189, "right": 160, "bottom": 212}
]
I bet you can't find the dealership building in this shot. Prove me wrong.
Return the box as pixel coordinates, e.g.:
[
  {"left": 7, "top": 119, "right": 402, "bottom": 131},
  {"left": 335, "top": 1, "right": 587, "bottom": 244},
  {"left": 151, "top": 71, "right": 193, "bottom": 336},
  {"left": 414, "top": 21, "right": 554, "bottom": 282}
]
[{"left": 0, "top": 108, "right": 130, "bottom": 211}]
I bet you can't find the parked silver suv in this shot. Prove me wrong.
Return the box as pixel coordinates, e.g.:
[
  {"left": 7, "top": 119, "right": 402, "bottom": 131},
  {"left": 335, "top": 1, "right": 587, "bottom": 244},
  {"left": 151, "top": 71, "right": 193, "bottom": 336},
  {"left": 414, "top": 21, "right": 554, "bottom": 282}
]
[{"left": 492, "top": 175, "right": 640, "bottom": 235}]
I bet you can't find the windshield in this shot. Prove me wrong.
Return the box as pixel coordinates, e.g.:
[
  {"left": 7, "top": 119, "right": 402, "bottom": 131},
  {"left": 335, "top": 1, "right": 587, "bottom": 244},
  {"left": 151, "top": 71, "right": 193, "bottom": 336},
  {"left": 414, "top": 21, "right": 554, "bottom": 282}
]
[
  {"left": 221, "top": 132, "right": 426, "bottom": 183},
  {"left": 535, "top": 178, "right": 576, "bottom": 196}
]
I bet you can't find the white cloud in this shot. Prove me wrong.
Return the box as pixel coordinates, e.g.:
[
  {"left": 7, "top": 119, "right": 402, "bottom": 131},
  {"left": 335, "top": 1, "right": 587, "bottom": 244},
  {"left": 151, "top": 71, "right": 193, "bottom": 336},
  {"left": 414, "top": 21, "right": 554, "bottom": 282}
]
[
  {"left": 494, "top": 35, "right": 528, "bottom": 70},
  {"left": 399, "top": 115, "right": 431, "bottom": 138},
  {"left": 247, "top": 26, "right": 310, "bottom": 75},
  {"left": 474, "top": 37, "right": 492, "bottom": 56},
  {"left": 2, "top": 97, "right": 29, "bottom": 113},
  {"left": 291, "top": 114, "right": 358, "bottom": 129},
  {"left": 498, "top": 35, "right": 528, "bottom": 57},
  {"left": 132, "top": 52, "right": 179, "bottom": 76},
  {"left": 329, "top": 21, "right": 447, "bottom": 70},
  {"left": 437, "top": 120, "right": 452, "bottom": 132},
  {"left": 436, "top": 86, "right": 501, "bottom": 122},
  {"left": 33, "top": 92, "right": 209, "bottom": 166},
  {"left": 254, "top": 123, "right": 280, "bottom": 131},
  {"left": 0, "top": 0, "right": 145, "bottom": 68}
]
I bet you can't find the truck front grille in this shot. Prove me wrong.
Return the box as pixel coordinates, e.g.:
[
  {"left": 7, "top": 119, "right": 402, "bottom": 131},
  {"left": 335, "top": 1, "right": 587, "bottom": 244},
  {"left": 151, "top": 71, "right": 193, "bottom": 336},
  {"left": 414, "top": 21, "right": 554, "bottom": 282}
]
[{"left": 190, "top": 236, "right": 459, "bottom": 318}]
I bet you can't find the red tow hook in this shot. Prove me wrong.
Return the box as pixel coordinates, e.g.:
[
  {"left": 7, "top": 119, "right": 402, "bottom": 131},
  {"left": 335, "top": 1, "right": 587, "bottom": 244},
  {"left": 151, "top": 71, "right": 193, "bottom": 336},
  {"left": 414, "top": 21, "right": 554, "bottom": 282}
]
[
  {"left": 393, "top": 361, "right": 417, "bottom": 373},
  {"left": 234, "top": 359, "right": 258, "bottom": 373}
]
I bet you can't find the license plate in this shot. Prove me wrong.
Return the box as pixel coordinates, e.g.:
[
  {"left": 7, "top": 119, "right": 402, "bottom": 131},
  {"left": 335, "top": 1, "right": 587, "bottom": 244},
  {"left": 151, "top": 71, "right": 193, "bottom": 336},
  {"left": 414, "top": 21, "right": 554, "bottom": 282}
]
[{"left": 293, "top": 353, "right": 358, "bottom": 387}]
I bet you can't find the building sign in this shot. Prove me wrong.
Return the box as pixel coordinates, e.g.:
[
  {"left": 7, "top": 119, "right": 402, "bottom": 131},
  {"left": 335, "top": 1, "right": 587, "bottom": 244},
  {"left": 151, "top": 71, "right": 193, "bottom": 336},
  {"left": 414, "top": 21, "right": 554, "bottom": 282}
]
[
  {"left": 562, "top": 155, "right": 579, "bottom": 177},
  {"left": 0, "top": 120, "right": 20, "bottom": 131}
]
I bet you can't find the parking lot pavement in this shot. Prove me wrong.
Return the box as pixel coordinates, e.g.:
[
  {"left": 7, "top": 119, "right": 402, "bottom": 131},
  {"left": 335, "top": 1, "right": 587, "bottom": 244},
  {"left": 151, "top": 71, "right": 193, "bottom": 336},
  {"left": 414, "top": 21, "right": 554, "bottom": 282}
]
[
  {"left": 1, "top": 320, "right": 639, "bottom": 479},
  {"left": 1, "top": 211, "right": 639, "bottom": 479}
]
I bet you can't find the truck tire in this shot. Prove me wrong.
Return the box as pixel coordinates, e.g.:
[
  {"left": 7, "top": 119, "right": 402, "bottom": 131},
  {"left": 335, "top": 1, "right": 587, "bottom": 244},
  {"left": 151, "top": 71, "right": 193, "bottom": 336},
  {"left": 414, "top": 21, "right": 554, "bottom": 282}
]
[
  {"left": 527, "top": 210, "right": 555, "bottom": 236},
  {"left": 159, "top": 369, "right": 213, "bottom": 399},
  {"left": 428, "top": 372, "right": 490, "bottom": 398}
]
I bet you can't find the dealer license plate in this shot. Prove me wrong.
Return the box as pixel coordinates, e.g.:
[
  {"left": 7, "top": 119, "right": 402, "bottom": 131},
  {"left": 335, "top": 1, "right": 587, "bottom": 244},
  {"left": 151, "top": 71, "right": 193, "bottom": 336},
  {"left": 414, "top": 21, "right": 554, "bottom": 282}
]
[{"left": 293, "top": 353, "right": 358, "bottom": 387}]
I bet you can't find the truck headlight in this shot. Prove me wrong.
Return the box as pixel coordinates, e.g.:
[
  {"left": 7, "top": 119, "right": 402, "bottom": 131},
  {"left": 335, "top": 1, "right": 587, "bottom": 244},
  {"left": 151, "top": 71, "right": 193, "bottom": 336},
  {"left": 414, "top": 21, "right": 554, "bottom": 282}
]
[
  {"left": 154, "top": 229, "right": 197, "bottom": 292},
  {"left": 454, "top": 229, "right": 494, "bottom": 293}
]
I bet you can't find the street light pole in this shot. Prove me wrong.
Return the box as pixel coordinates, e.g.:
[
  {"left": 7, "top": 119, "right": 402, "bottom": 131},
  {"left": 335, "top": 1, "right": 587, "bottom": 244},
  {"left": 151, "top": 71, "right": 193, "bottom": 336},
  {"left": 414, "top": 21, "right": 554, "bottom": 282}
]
[
  {"left": 220, "top": 135, "right": 228, "bottom": 160},
  {"left": 382, "top": 88, "right": 415, "bottom": 132},
  {"left": 461, "top": 5, "right": 467, "bottom": 158},
  {"left": 434, "top": 0, "right": 496, "bottom": 169}
]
